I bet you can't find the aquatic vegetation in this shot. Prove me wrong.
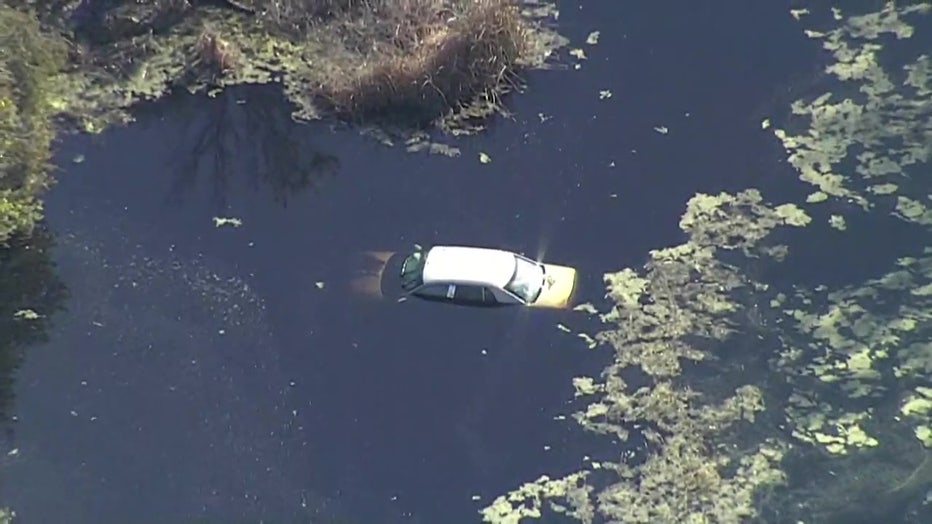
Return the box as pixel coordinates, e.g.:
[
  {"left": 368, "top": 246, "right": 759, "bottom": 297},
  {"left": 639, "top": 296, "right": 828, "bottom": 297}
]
[
  {"left": 0, "top": 0, "right": 563, "bottom": 242},
  {"left": 764, "top": 5, "right": 932, "bottom": 500},
  {"left": 773, "top": 249, "right": 931, "bottom": 454},
  {"left": 34, "top": 0, "right": 564, "bottom": 133},
  {"left": 485, "top": 2, "right": 932, "bottom": 523},
  {"left": 772, "top": 2, "right": 932, "bottom": 222},
  {"left": 483, "top": 191, "right": 806, "bottom": 523},
  {"left": 0, "top": 6, "right": 67, "bottom": 244},
  {"left": 481, "top": 472, "right": 593, "bottom": 523}
]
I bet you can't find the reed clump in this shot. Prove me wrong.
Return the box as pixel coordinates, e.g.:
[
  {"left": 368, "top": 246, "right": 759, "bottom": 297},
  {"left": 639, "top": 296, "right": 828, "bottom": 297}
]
[
  {"left": 313, "top": 0, "right": 529, "bottom": 126},
  {"left": 194, "top": 28, "right": 240, "bottom": 75}
]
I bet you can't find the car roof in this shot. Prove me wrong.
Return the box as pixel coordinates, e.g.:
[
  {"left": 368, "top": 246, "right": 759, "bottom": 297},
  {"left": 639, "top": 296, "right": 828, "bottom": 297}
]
[{"left": 421, "top": 246, "right": 516, "bottom": 288}]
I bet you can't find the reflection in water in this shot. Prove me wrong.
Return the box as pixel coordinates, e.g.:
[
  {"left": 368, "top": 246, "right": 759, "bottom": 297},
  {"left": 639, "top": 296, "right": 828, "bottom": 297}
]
[
  {"left": 149, "top": 85, "right": 340, "bottom": 210},
  {"left": 0, "top": 225, "right": 68, "bottom": 432}
]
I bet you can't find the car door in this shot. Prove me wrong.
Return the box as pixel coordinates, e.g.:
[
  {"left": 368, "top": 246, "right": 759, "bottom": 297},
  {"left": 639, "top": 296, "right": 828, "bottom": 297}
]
[
  {"left": 413, "top": 283, "right": 456, "bottom": 302},
  {"left": 453, "top": 286, "right": 504, "bottom": 307},
  {"left": 481, "top": 287, "right": 501, "bottom": 306},
  {"left": 453, "top": 285, "right": 486, "bottom": 305},
  {"left": 486, "top": 286, "right": 521, "bottom": 305}
]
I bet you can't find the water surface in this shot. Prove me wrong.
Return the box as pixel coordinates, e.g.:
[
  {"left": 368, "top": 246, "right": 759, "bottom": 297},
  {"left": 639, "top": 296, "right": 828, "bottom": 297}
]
[{"left": 0, "top": 2, "right": 839, "bottom": 522}]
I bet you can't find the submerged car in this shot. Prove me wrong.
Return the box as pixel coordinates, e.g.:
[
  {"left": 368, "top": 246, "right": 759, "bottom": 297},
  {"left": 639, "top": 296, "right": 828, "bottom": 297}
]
[{"left": 398, "top": 245, "right": 577, "bottom": 308}]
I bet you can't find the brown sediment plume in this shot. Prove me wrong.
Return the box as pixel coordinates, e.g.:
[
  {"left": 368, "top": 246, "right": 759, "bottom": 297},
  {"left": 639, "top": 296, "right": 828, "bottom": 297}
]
[{"left": 312, "top": 0, "right": 529, "bottom": 126}]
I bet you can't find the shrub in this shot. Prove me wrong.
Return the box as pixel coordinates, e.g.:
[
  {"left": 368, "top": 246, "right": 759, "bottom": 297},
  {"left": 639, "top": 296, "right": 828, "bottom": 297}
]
[{"left": 0, "top": 7, "right": 67, "bottom": 244}]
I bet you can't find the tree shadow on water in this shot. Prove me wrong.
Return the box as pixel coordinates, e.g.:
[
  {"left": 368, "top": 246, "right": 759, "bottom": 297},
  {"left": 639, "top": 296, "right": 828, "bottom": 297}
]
[
  {"left": 152, "top": 84, "right": 340, "bottom": 212},
  {"left": 0, "top": 225, "right": 69, "bottom": 441}
]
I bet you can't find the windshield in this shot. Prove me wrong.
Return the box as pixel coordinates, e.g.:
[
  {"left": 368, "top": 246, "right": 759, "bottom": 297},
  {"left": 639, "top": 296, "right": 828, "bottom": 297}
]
[
  {"left": 400, "top": 251, "right": 425, "bottom": 291},
  {"left": 504, "top": 256, "right": 545, "bottom": 303}
]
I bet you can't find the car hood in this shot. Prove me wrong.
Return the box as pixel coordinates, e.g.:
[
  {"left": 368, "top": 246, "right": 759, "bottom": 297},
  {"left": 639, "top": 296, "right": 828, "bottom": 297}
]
[{"left": 533, "top": 263, "right": 577, "bottom": 308}]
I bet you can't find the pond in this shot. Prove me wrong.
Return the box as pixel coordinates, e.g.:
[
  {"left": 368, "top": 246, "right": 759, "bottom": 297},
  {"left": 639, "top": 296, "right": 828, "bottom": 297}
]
[{"left": 1, "top": 1, "right": 930, "bottom": 523}]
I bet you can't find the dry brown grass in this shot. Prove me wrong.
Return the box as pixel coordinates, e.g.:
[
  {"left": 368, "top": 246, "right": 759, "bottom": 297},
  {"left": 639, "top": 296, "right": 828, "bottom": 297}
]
[
  {"left": 313, "top": 0, "right": 529, "bottom": 126},
  {"left": 28, "top": 0, "right": 538, "bottom": 129},
  {"left": 194, "top": 29, "right": 239, "bottom": 75},
  {"left": 249, "top": 0, "right": 368, "bottom": 32}
]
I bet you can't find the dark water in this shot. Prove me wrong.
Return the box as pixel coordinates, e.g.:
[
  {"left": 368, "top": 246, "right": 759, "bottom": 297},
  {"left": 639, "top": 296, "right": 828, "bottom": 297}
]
[{"left": 1, "top": 2, "right": 830, "bottom": 523}]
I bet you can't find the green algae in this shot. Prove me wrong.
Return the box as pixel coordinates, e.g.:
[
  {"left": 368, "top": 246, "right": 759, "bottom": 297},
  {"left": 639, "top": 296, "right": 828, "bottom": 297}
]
[
  {"left": 485, "top": 3, "right": 932, "bottom": 522},
  {"left": 483, "top": 191, "right": 806, "bottom": 523},
  {"left": 769, "top": 2, "right": 932, "bottom": 464},
  {"left": 829, "top": 214, "right": 847, "bottom": 230},
  {"left": 51, "top": 5, "right": 329, "bottom": 132},
  {"left": 772, "top": 2, "right": 932, "bottom": 223},
  {"left": 481, "top": 472, "right": 593, "bottom": 524}
]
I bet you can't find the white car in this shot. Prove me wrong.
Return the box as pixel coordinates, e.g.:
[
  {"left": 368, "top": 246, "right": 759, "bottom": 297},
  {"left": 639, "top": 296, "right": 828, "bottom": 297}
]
[{"left": 399, "top": 245, "right": 577, "bottom": 308}]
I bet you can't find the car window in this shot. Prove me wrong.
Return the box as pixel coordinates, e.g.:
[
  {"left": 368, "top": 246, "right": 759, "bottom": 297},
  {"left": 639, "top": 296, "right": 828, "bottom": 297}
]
[
  {"left": 415, "top": 284, "right": 452, "bottom": 299},
  {"left": 482, "top": 287, "right": 498, "bottom": 303},
  {"left": 505, "top": 256, "right": 545, "bottom": 303},
  {"left": 454, "top": 285, "right": 484, "bottom": 303},
  {"left": 401, "top": 251, "right": 425, "bottom": 291}
]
